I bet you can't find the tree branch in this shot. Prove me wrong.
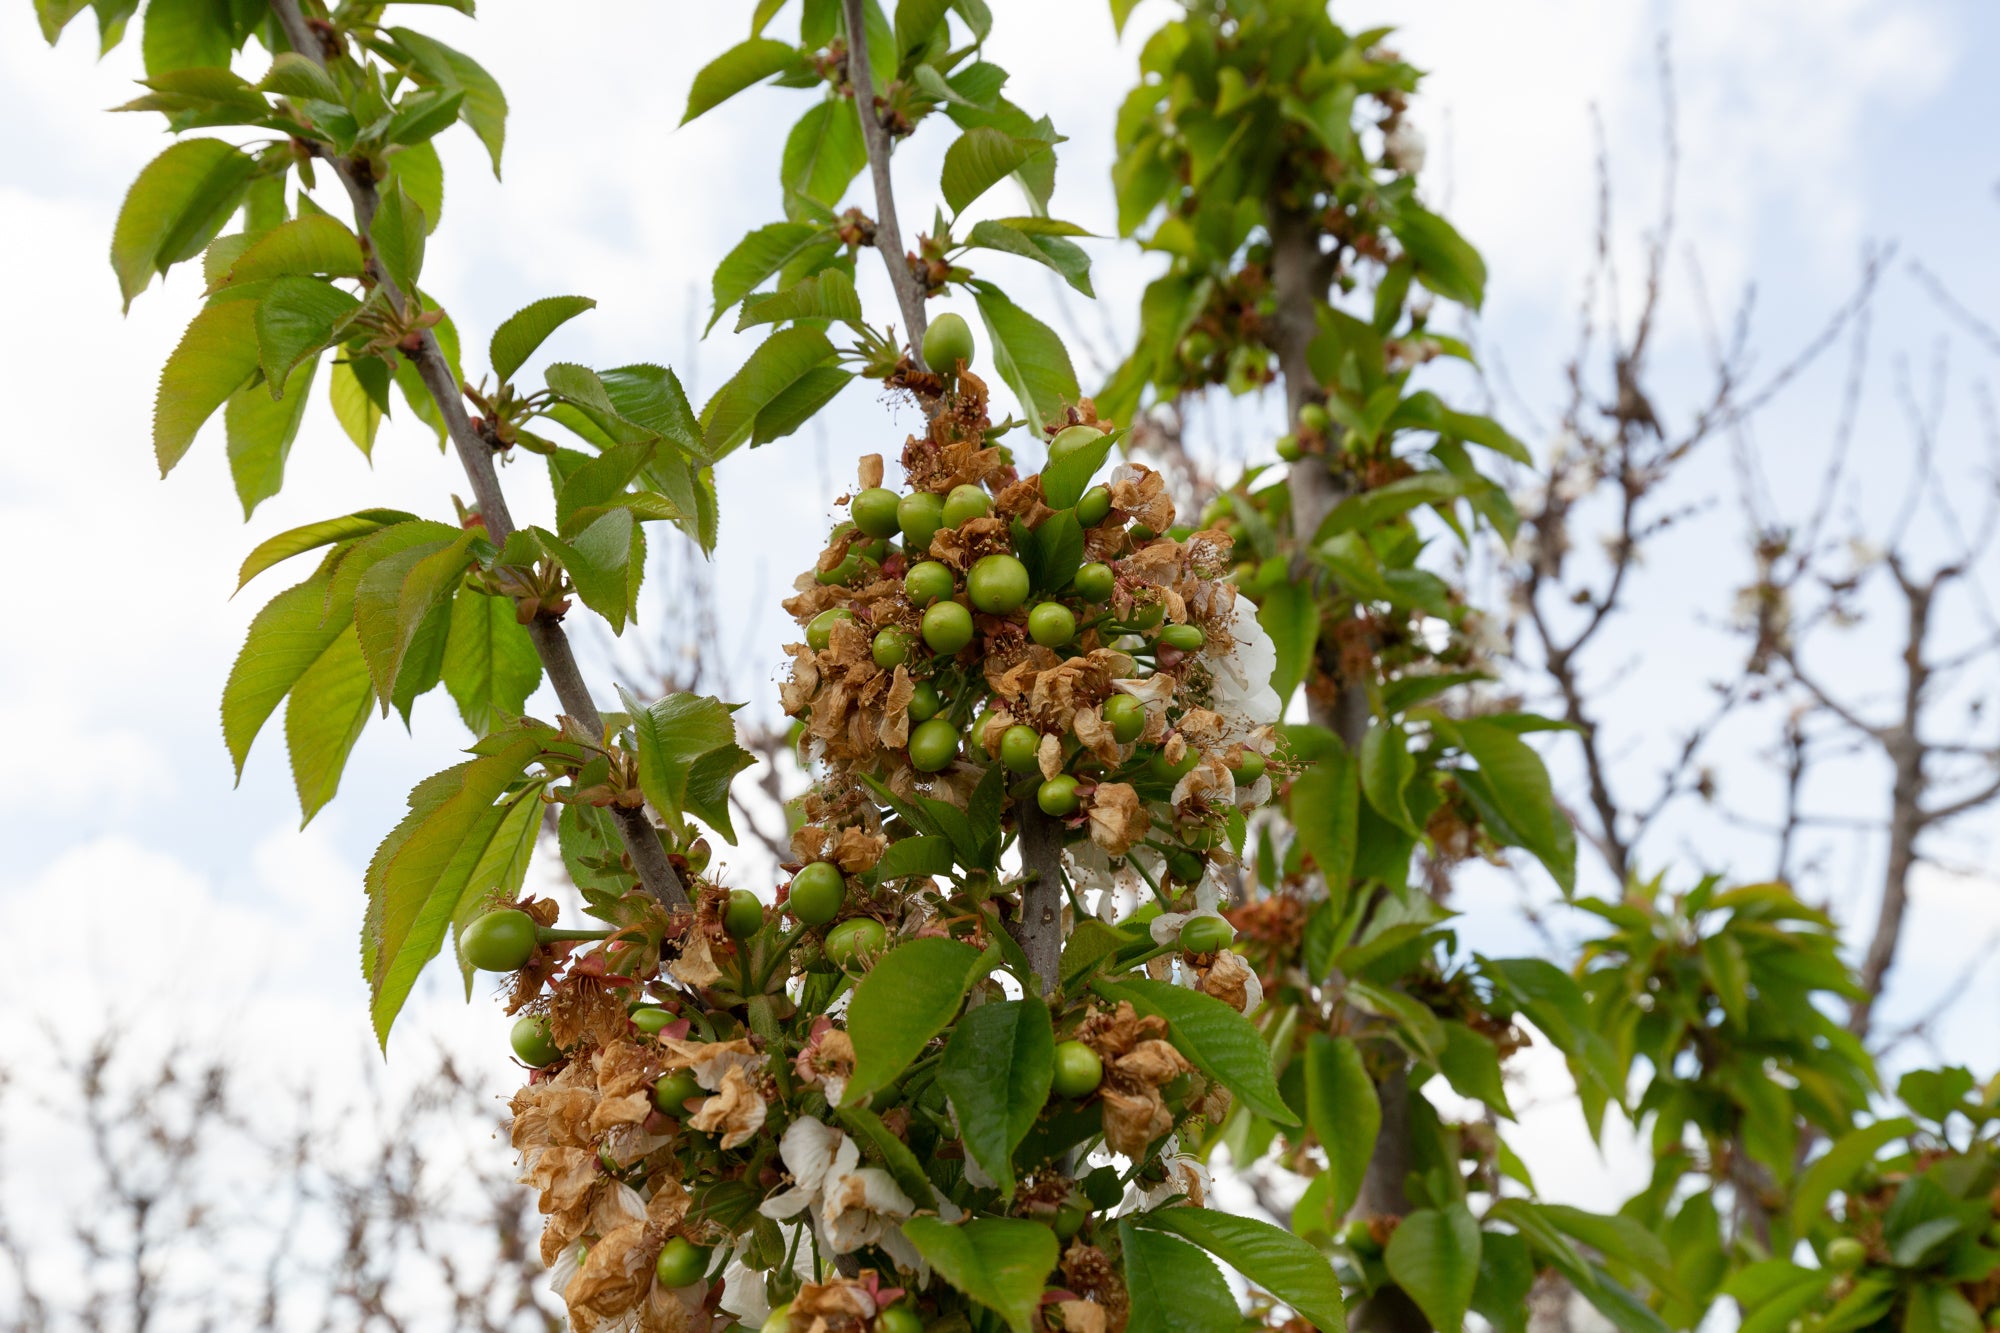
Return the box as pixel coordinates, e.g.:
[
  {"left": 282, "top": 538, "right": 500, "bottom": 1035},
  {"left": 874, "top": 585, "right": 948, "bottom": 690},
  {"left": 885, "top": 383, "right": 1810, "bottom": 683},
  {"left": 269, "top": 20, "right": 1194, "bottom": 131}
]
[
  {"left": 267, "top": 0, "right": 686, "bottom": 909},
  {"left": 840, "top": 0, "right": 929, "bottom": 362}
]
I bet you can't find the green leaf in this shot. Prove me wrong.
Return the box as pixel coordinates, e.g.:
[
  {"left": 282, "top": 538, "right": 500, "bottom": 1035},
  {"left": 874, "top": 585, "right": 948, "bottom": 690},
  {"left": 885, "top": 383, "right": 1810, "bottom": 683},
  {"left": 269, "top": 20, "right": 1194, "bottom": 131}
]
[
  {"left": 1136, "top": 1208, "right": 1345, "bottom": 1332},
  {"left": 490, "top": 295, "right": 596, "bottom": 384},
  {"left": 1092, "top": 976, "right": 1297, "bottom": 1125},
  {"left": 370, "top": 183, "right": 427, "bottom": 296},
  {"left": 1359, "top": 722, "right": 1418, "bottom": 833},
  {"left": 1038, "top": 428, "right": 1115, "bottom": 510},
  {"left": 1289, "top": 747, "right": 1358, "bottom": 890},
  {"left": 701, "top": 326, "right": 838, "bottom": 456},
  {"left": 213, "top": 214, "right": 364, "bottom": 292},
  {"left": 843, "top": 937, "right": 986, "bottom": 1105},
  {"left": 1384, "top": 1203, "right": 1482, "bottom": 1333},
  {"left": 363, "top": 733, "right": 547, "bottom": 1044},
  {"left": 224, "top": 574, "right": 343, "bottom": 777},
  {"left": 893, "top": 0, "right": 950, "bottom": 56},
  {"left": 547, "top": 509, "right": 643, "bottom": 632},
  {"left": 140, "top": 0, "right": 230, "bottom": 75},
  {"left": 708, "top": 222, "right": 829, "bottom": 332},
  {"left": 1390, "top": 204, "right": 1486, "bottom": 310},
  {"left": 834, "top": 1104, "right": 936, "bottom": 1207},
  {"left": 1791, "top": 1119, "right": 1914, "bottom": 1236},
  {"left": 441, "top": 587, "right": 543, "bottom": 736},
  {"left": 1452, "top": 718, "right": 1574, "bottom": 893},
  {"left": 1904, "top": 1284, "right": 1983, "bottom": 1333},
  {"left": 938, "top": 997, "right": 1054, "bottom": 1198},
  {"left": 1472, "top": 1232, "right": 1537, "bottom": 1333},
  {"left": 1305, "top": 1032, "right": 1379, "bottom": 1217},
  {"left": 970, "top": 279, "right": 1077, "bottom": 430},
  {"left": 254, "top": 275, "right": 361, "bottom": 386},
  {"left": 258, "top": 50, "right": 341, "bottom": 102},
  {"left": 1317, "top": 471, "right": 1477, "bottom": 539},
  {"left": 1120, "top": 1220, "right": 1239, "bottom": 1333},
  {"left": 682, "top": 37, "right": 798, "bottom": 123},
  {"left": 112, "top": 139, "right": 254, "bottom": 308},
  {"left": 966, "top": 219, "right": 1092, "bottom": 296},
  {"left": 872, "top": 834, "right": 955, "bottom": 882},
  {"left": 237, "top": 508, "right": 416, "bottom": 590},
  {"left": 625, "top": 690, "right": 754, "bottom": 844},
  {"left": 736, "top": 269, "right": 863, "bottom": 330},
  {"left": 353, "top": 530, "right": 480, "bottom": 710},
  {"left": 781, "top": 98, "right": 867, "bottom": 216},
  {"left": 1898, "top": 1068, "right": 1976, "bottom": 1123},
  {"left": 155, "top": 296, "right": 261, "bottom": 474},
  {"left": 383, "top": 140, "right": 444, "bottom": 233},
  {"left": 1439, "top": 1019, "right": 1513, "bottom": 1117},
  {"left": 901, "top": 1217, "right": 1057, "bottom": 1333},
  {"left": 943, "top": 126, "right": 1055, "bottom": 215},
  {"left": 1256, "top": 581, "right": 1319, "bottom": 709},
  {"left": 284, "top": 624, "right": 374, "bottom": 823},
  {"left": 388, "top": 27, "right": 508, "bottom": 175},
  {"left": 224, "top": 353, "right": 317, "bottom": 516},
  {"left": 330, "top": 357, "right": 388, "bottom": 455}
]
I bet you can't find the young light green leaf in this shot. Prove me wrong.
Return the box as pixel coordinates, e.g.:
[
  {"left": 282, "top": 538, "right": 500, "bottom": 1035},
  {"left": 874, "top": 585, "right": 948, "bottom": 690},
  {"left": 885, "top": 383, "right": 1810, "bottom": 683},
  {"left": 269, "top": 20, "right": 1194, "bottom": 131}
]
[
  {"left": 966, "top": 219, "right": 1093, "bottom": 296},
  {"left": 942, "top": 126, "right": 1054, "bottom": 215},
  {"left": 1384, "top": 1203, "right": 1482, "bottom": 1333},
  {"left": 1037, "top": 429, "right": 1115, "bottom": 510},
  {"left": 489, "top": 295, "right": 596, "bottom": 384},
  {"left": 141, "top": 0, "right": 231, "bottom": 75},
  {"left": 1453, "top": 718, "right": 1575, "bottom": 893},
  {"left": 441, "top": 586, "right": 543, "bottom": 736},
  {"left": 112, "top": 137, "right": 256, "bottom": 308},
  {"left": 369, "top": 184, "right": 427, "bottom": 296},
  {"left": 258, "top": 50, "right": 341, "bottom": 102},
  {"left": 1789, "top": 1118, "right": 1913, "bottom": 1237},
  {"left": 329, "top": 358, "right": 388, "bottom": 456},
  {"left": 1120, "top": 1221, "right": 1239, "bottom": 1333},
  {"left": 156, "top": 299, "right": 261, "bottom": 474},
  {"left": 1389, "top": 204, "right": 1486, "bottom": 310},
  {"left": 547, "top": 509, "right": 644, "bottom": 633},
  {"left": 736, "top": 269, "right": 863, "bottom": 330},
  {"left": 387, "top": 27, "right": 508, "bottom": 175},
  {"left": 225, "top": 354, "right": 317, "bottom": 517},
  {"left": 363, "top": 733, "right": 548, "bottom": 1044},
  {"left": 708, "top": 222, "right": 829, "bottom": 332},
  {"left": 356, "top": 531, "right": 480, "bottom": 708},
  {"left": 1134, "top": 1208, "right": 1346, "bottom": 1333},
  {"left": 1359, "top": 721, "right": 1419, "bottom": 833},
  {"left": 1289, "top": 747, "right": 1358, "bottom": 890},
  {"left": 383, "top": 140, "right": 445, "bottom": 233},
  {"left": 938, "top": 996, "right": 1054, "bottom": 1198},
  {"left": 213, "top": 214, "right": 365, "bottom": 291},
  {"left": 700, "top": 326, "right": 838, "bottom": 456},
  {"left": 237, "top": 509, "right": 416, "bottom": 591},
  {"left": 254, "top": 276, "right": 361, "bottom": 387},
  {"left": 843, "top": 937, "right": 986, "bottom": 1105},
  {"left": 1092, "top": 977, "right": 1297, "bottom": 1125},
  {"left": 1256, "top": 581, "right": 1319, "bottom": 709},
  {"left": 781, "top": 99, "right": 867, "bottom": 217},
  {"left": 624, "top": 689, "right": 756, "bottom": 844},
  {"left": 901, "top": 1217, "right": 1057, "bottom": 1333},
  {"left": 970, "top": 279, "right": 1077, "bottom": 430},
  {"left": 284, "top": 623, "right": 374, "bottom": 823},
  {"left": 682, "top": 37, "right": 798, "bottom": 123},
  {"left": 224, "top": 572, "right": 349, "bottom": 778},
  {"left": 1305, "top": 1032, "right": 1379, "bottom": 1217}
]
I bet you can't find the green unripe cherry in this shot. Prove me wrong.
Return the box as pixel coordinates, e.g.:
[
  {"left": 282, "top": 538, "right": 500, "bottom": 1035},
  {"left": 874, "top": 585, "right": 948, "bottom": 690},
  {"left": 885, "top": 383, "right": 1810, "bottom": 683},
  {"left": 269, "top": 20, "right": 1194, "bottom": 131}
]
[
  {"left": 1047, "top": 425, "right": 1104, "bottom": 464},
  {"left": 898, "top": 491, "right": 945, "bottom": 554},
  {"left": 789, "top": 862, "right": 847, "bottom": 926},
  {"left": 1231, "top": 750, "right": 1267, "bottom": 784},
  {"left": 904, "top": 560, "right": 955, "bottom": 607},
  {"left": 942, "top": 484, "right": 991, "bottom": 528},
  {"left": 1072, "top": 562, "right": 1114, "bottom": 602},
  {"left": 967, "top": 554, "right": 1030, "bottom": 614},
  {"left": 652, "top": 1069, "right": 702, "bottom": 1114},
  {"left": 1824, "top": 1237, "right": 1867, "bottom": 1273},
  {"left": 907, "top": 681, "right": 942, "bottom": 723},
  {"left": 1076, "top": 485, "right": 1112, "bottom": 527},
  {"left": 922, "top": 312, "right": 975, "bottom": 375},
  {"left": 462, "top": 909, "right": 538, "bottom": 972},
  {"left": 724, "top": 888, "right": 764, "bottom": 938},
  {"left": 1028, "top": 602, "right": 1076, "bottom": 647},
  {"left": 1102, "top": 693, "right": 1146, "bottom": 744},
  {"left": 1123, "top": 602, "right": 1165, "bottom": 630},
  {"left": 1052, "top": 1199, "right": 1089, "bottom": 1241},
  {"left": 1275, "top": 434, "right": 1303, "bottom": 463},
  {"left": 1000, "top": 724, "right": 1043, "bottom": 775},
  {"left": 654, "top": 1236, "right": 711, "bottom": 1288},
  {"left": 1037, "top": 775, "right": 1080, "bottom": 816},
  {"left": 1051, "top": 1040, "right": 1103, "bottom": 1097},
  {"left": 807, "top": 608, "right": 856, "bottom": 650},
  {"left": 909, "top": 718, "right": 961, "bottom": 773},
  {"left": 875, "top": 1304, "right": 924, "bottom": 1333},
  {"left": 871, "top": 628, "right": 913, "bottom": 669},
  {"left": 1147, "top": 746, "right": 1200, "bottom": 785},
  {"left": 1129, "top": 524, "right": 1157, "bottom": 542},
  {"left": 921, "top": 601, "right": 975, "bottom": 654},
  {"left": 1166, "top": 848, "right": 1206, "bottom": 884},
  {"left": 1177, "top": 915, "right": 1234, "bottom": 954},
  {"left": 1298, "top": 402, "right": 1331, "bottom": 436},
  {"left": 1158, "top": 623, "right": 1206, "bottom": 652},
  {"left": 761, "top": 1306, "right": 793, "bottom": 1333},
  {"left": 631, "top": 1006, "right": 675, "bottom": 1035},
  {"left": 851, "top": 487, "right": 903, "bottom": 539},
  {"left": 1167, "top": 525, "right": 1193, "bottom": 542},
  {"left": 1340, "top": 1219, "right": 1380, "bottom": 1257},
  {"left": 511, "top": 1015, "right": 561, "bottom": 1068},
  {"left": 825, "top": 917, "right": 889, "bottom": 972},
  {"left": 816, "top": 551, "right": 872, "bottom": 587}
]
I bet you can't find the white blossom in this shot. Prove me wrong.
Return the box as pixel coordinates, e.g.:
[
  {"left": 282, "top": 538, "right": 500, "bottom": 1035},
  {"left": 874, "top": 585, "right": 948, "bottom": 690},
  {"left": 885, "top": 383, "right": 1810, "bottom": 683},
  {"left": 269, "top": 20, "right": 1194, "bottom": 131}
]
[{"left": 1385, "top": 120, "right": 1426, "bottom": 174}]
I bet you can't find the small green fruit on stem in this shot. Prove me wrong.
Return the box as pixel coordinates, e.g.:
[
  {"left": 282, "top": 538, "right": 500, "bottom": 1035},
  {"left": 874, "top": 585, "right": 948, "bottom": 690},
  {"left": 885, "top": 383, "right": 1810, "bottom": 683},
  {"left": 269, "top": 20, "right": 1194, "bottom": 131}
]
[
  {"left": 1177, "top": 915, "right": 1234, "bottom": 954},
  {"left": 1051, "top": 1040, "right": 1103, "bottom": 1097},
  {"left": 723, "top": 889, "right": 765, "bottom": 938},
  {"left": 511, "top": 1015, "right": 562, "bottom": 1068},
  {"left": 788, "top": 862, "right": 847, "bottom": 926},
  {"left": 922, "top": 311, "right": 975, "bottom": 375},
  {"left": 462, "top": 909, "right": 538, "bottom": 971},
  {"left": 653, "top": 1236, "right": 711, "bottom": 1288}
]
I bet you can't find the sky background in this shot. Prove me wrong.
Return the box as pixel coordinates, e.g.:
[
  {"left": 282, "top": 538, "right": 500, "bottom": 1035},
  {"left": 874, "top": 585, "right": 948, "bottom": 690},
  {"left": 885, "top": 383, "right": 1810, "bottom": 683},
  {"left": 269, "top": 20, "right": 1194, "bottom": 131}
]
[{"left": 3, "top": 0, "right": 1999, "bottom": 1288}]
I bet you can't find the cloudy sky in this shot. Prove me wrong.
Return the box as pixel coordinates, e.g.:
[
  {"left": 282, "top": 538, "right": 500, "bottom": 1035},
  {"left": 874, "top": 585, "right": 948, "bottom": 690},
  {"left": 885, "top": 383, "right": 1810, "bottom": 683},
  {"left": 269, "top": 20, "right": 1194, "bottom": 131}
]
[{"left": 2, "top": 0, "right": 1997, "bottom": 1262}]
